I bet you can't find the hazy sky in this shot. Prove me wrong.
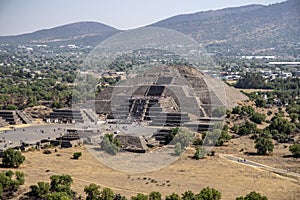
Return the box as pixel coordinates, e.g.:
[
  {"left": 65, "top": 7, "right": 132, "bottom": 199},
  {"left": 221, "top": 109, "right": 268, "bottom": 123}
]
[{"left": 0, "top": 0, "right": 284, "bottom": 36}]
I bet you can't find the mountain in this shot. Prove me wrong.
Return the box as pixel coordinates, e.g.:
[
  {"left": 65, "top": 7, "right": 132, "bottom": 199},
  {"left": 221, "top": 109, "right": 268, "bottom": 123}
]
[
  {"left": 0, "top": 0, "right": 299, "bottom": 55},
  {"left": 150, "top": 0, "right": 300, "bottom": 55},
  {"left": 0, "top": 22, "right": 120, "bottom": 46}
]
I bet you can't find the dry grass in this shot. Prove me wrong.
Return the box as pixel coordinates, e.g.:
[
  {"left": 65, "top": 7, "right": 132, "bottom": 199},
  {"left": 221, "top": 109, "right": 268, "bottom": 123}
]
[
  {"left": 7, "top": 146, "right": 299, "bottom": 200},
  {"left": 216, "top": 136, "right": 300, "bottom": 174}
]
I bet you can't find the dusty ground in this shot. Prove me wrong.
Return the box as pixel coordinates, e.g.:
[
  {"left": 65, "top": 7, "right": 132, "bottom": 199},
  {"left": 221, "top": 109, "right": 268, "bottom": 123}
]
[
  {"left": 7, "top": 145, "right": 300, "bottom": 200},
  {"left": 216, "top": 135, "right": 300, "bottom": 174}
]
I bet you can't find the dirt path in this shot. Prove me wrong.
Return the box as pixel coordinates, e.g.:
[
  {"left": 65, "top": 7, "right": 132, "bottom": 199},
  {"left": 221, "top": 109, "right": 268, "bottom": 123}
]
[{"left": 219, "top": 154, "right": 300, "bottom": 180}]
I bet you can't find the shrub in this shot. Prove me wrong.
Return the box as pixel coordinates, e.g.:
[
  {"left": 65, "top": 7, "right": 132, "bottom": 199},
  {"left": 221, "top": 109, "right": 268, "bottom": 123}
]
[
  {"left": 100, "top": 134, "right": 120, "bottom": 155},
  {"left": 289, "top": 144, "right": 300, "bottom": 158},
  {"left": 250, "top": 112, "right": 266, "bottom": 124},
  {"left": 43, "top": 150, "right": 52, "bottom": 154},
  {"left": 182, "top": 190, "right": 194, "bottom": 200},
  {"left": 194, "top": 147, "right": 207, "bottom": 160},
  {"left": 72, "top": 152, "right": 82, "bottom": 159},
  {"left": 100, "top": 187, "right": 114, "bottom": 200},
  {"left": 236, "top": 191, "right": 268, "bottom": 200},
  {"left": 30, "top": 182, "right": 50, "bottom": 198},
  {"left": 84, "top": 183, "right": 100, "bottom": 200},
  {"left": 2, "top": 148, "right": 25, "bottom": 168},
  {"left": 267, "top": 111, "right": 272, "bottom": 116},
  {"left": 196, "top": 187, "right": 221, "bottom": 200},
  {"left": 131, "top": 193, "right": 148, "bottom": 200},
  {"left": 174, "top": 142, "right": 183, "bottom": 156},
  {"left": 149, "top": 191, "right": 161, "bottom": 200},
  {"left": 255, "top": 135, "right": 274, "bottom": 155},
  {"left": 165, "top": 193, "right": 181, "bottom": 200},
  {"left": 193, "top": 137, "right": 203, "bottom": 146}
]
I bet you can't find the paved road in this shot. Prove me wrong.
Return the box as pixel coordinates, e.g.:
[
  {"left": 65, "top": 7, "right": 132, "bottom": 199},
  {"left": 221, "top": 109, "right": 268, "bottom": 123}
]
[
  {"left": 0, "top": 124, "right": 75, "bottom": 149},
  {"left": 219, "top": 154, "right": 300, "bottom": 180}
]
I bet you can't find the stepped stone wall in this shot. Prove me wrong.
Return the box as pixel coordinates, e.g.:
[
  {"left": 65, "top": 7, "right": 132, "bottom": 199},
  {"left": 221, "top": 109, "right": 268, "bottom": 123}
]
[{"left": 0, "top": 110, "right": 33, "bottom": 125}]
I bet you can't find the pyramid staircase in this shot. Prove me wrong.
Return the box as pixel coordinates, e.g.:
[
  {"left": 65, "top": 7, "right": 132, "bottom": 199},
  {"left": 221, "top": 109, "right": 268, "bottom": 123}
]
[
  {"left": 49, "top": 109, "right": 96, "bottom": 123},
  {"left": 0, "top": 116, "right": 9, "bottom": 127},
  {"left": 0, "top": 110, "right": 23, "bottom": 125},
  {"left": 16, "top": 111, "right": 33, "bottom": 124}
]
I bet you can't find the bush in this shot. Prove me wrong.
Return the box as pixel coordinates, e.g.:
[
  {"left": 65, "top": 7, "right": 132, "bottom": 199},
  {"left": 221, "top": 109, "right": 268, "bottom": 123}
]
[
  {"left": 2, "top": 148, "right": 25, "bottom": 168},
  {"left": 50, "top": 174, "right": 74, "bottom": 197},
  {"left": 250, "top": 112, "right": 266, "bottom": 124},
  {"left": 100, "top": 134, "right": 120, "bottom": 155},
  {"left": 236, "top": 191, "right": 268, "bottom": 200},
  {"left": 43, "top": 149, "right": 52, "bottom": 154},
  {"left": 174, "top": 142, "right": 183, "bottom": 156},
  {"left": 165, "top": 193, "right": 181, "bottom": 200},
  {"left": 131, "top": 193, "right": 148, "bottom": 200},
  {"left": 30, "top": 182, "right": 50, "bottom": 198},
  {"left": 193, "top": 138, "right": 203, "bottom": 146},
  {"left": 194, "top": 147, "right": 207, "bottom": 160},
  {"left": 6, "top": 104, "right": 18, "bottom": 110},
  {"left": 255, "top": 135, "right": 274, "bottom": 155},
  {"left": 170, "top": 128, "right": 193, "bottom": 147},
  {"left": 72, "top": 152, "right": 82, "bottom": 159},
  {"left": 289, "top": 144, "right": 300, "bottom": 158},
  {"left": 182, "top": 190, "right": 195, "bottom": 200},
  {"left": 47, "top": 192, "right": 71, "bottom": 200},
  {"left": 0, "top": 170, "right": 24, "bottom": 198},
  {"left": 237, "top": 121, "right": 257, "bottom": 135},
  {"left": 100, "top": 187, "right": 114, "bottom": 200},
  {"left": 268, "top": 116, "right": 296, "bottom": 135},
  {"left": 149, "top": 191, "right": 162, "bottom": 200},
  {"left": 84, "top": 183, "right": 100, "bottom": 200},
  {"left": 196, "top": 187, "right": 221, "bottom": 200},
  {"left": 15, "top": 171, "right": 25, "bottom": 185},
  {"left": 255, "top": 98, "right": 267, "bottom": 108}
]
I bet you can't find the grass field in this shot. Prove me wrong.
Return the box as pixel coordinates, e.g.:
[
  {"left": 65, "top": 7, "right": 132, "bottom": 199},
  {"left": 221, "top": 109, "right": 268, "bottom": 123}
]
[{"left": 9, "top": 144, "right": 299, "bottom": 200}]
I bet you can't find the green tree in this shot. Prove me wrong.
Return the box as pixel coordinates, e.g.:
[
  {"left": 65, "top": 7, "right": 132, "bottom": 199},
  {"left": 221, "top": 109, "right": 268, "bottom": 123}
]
[
  {"left": 250, "top": 113, "right": 266, "bottom": 124},
  {"left": 100, "top": 134, "right": 120, "bottom": 155},
  {"left": 236, "top": 191, "right": 268, "bottom": 200},
  {"left": 289, "top": 144, "right": 300, "bottom": 158},
  {"left": 100, "top": 187, "right": 114, "bottom": 200},
  {"left": 84, "top": 183, "right": 100, "bottom": 200},
  {"left": 149, "top": 192, "right": 162, "bottom": 200},
  {"left": 174, "top": 142, "right": 183, "bottom": 156},
  {"left": 114, "top": 193, "right": 128, "bottom": 200},
  {"left": 0, "top": 170, "right": 25, "bottom": 198},
  {"left": 196, "top": 187, "right": 221, "bottom": 200},
  {"left": 131, "top": 193, "right": 148, "bottom": 200},
  {"left": 47, "top": 192, "right": 72, "bottom": 200},
  {"left": 6, "top": 104, "right": 18, "bottom": 110},
  {"left": 15, "top": 171, "right": 25, "bottom": 185},
  {"left": 255, "top": 98, "right": 266, "bottom": 108},
  {"left": 255, "top": 135, "right": 274, "bottom": 155},
  {"left": 2, "top": 148, "right": 25, "bottom": 168},
  {"left": 30, "top": 182, "right": 50, "bottom": 198},
  {"left": 182, "top": 190, "right": 195, "bottom": 200},
  {"left": 165, "top": 192, "right": 181, "bottom": 200},
  {"left": 268, "top": 116, "right": 296, "bottom": 135},
  {"left": 236, "top": 73, "right": 267, "bottom": 89},
  {"left": 50, "top": 174, "right": 74, "bottom": 196},
  {"left": 232, "top": 106, "right": 241, "bottom": 114},
  {"left": 290, "top": 113, "right": 298, "bottom": 123},
  {"left": 237, "top": 121, "right": 257, "bottom": 136}
]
